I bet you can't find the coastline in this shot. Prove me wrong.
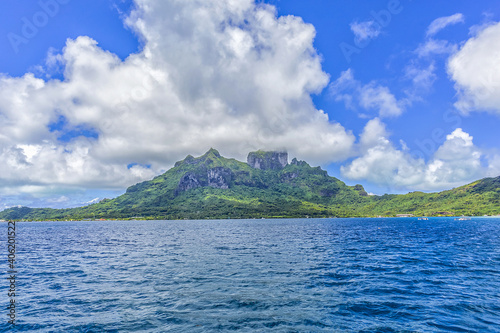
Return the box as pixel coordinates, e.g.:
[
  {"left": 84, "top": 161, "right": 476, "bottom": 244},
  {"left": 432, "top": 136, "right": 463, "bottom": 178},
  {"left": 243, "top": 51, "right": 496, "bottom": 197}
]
[{"left": 4, "top": 215, "right": 500, "bottom": 223}]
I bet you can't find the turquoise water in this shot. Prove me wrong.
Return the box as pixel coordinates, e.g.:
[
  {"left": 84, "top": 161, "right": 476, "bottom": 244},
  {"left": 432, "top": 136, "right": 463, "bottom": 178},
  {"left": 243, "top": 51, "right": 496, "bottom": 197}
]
[{"left": 2, "top": 217, "right": 500, "bottom": 332}]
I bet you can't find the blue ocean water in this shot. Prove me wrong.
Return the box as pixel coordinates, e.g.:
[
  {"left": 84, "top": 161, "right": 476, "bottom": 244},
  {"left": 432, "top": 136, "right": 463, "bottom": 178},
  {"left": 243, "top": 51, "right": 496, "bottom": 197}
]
[{"left": 1, "top": 217, "right": 500, "bottom": 332}]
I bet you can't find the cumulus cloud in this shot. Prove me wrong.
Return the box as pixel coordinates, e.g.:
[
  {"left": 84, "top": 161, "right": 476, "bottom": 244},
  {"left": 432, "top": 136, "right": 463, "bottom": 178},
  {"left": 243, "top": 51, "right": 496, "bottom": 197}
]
[
  {"left": 0, "top": 0, "right": 356, "bottom": 207},
  {"left": 341, "top": 118, "right": 426, "bottom": 189},
  {"left": 359, "top": 85, "right": 403, "bottom": 118},
  {"left": 448, "top": 21, "right": 500, "bottom": 115},
  {"left": 330, "top": 69, "right": 404, "bottom": 118},
  {"left": 426, "top": 13, "right": 465, "bottom": 37},
  {"left": 341, "top": 120, "right": 499, "bottom": 192}
]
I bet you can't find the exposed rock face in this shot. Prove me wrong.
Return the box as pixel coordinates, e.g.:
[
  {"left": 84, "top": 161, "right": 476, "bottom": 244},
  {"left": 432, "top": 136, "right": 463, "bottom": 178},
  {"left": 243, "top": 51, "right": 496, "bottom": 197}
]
[
  {"left": 290, "top": 158, "right": 307, "bottom": 167},
  {"left": 207, "top": 167, "right": 232, "bottom": 189},
  {"left": 354, "top": 184, "right": 369, "bottom": 197},
  {"left": 175, "top": 167, "right": 233, "bottom": 194},
  {"left": 176, "top": 173, "right": 203, "bottom": 193},
  {"left": 247, "top": 151, "right": 288, "bottom": 170}
]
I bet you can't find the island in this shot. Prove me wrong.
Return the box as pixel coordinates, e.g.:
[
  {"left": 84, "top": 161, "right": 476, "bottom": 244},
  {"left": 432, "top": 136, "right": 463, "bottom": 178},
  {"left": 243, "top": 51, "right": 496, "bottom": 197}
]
[{"left": 1, "top": 149, "right": 499, "bottom": 221}]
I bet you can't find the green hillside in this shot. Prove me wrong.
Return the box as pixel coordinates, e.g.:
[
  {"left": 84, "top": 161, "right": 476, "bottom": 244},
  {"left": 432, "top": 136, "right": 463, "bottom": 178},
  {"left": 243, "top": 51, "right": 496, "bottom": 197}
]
[{"left": 1, "top": 149, "right": 499, "bottom": 221}]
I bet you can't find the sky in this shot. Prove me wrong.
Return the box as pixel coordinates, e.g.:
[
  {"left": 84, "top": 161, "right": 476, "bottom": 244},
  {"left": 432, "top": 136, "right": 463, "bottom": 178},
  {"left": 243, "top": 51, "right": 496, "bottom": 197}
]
[{"left": 0, "top": 0, "right": 500, "bottom": 209}]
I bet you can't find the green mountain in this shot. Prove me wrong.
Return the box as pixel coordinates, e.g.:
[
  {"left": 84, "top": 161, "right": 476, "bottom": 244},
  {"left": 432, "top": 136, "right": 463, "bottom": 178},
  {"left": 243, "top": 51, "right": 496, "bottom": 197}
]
[{"left": 1, "top": 149, "right": 499, "bottom": 221}]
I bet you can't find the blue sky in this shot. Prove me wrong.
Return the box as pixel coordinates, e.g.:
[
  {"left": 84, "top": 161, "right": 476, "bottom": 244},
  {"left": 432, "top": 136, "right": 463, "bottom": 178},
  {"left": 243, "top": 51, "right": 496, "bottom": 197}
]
[{"left": 0, "top": 0, "right": 499, "bottom": 209}]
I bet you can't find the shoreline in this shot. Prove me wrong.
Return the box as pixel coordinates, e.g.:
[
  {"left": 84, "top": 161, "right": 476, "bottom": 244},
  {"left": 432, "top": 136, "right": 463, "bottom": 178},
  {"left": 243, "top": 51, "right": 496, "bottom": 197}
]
[{"left": 3, "top": 215, "right": 500, "bottom": 223}]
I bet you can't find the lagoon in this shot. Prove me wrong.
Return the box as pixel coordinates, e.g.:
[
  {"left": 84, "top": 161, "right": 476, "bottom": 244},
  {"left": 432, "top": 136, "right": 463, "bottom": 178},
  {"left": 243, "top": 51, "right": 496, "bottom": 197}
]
[{"left": 2, "top": 217, "right": 500, "bottom": 332}]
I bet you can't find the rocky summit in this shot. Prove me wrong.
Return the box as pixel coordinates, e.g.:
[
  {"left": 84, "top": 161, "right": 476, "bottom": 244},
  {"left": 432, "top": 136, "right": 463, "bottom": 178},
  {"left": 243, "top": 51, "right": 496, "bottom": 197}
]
[{"left": 247, "top": 150, "right": 288, "bottom": 170}]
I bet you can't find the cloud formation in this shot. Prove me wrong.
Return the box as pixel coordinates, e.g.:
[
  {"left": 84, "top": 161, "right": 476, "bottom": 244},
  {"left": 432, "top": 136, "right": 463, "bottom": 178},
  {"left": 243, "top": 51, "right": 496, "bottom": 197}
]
[
  {"left": 416, "top": 14, "right": 464, "bottom": 58},
  {"left": 350, "top": 20, "right": 382, "bottom": 43},
  {"left": 0, "top": 0, "right": 356, "bottom": 207},
  {"left": 1, "top": 1, "right": 499, "bottom": 209},
  {"left": 448, "top": 21, "right": 500, "bottom": 115},
  {"left": 426, "top": 13, "right": 465, "bottom": 37},
  {"left": 341, "top": 119, "right": 498, "bottom": 192},
  {"left": 416, "top": 39, "right": 457, "bottom": 58},
  {"left": 330, "top": 69, "right": 404, "bottom": 118}
]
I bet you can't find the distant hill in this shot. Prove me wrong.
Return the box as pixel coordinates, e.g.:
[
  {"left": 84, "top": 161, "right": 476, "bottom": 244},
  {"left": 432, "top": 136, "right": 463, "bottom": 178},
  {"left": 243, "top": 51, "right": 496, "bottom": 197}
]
[{"left": 1, "top": 149, "right": 499, "bottom": 220}]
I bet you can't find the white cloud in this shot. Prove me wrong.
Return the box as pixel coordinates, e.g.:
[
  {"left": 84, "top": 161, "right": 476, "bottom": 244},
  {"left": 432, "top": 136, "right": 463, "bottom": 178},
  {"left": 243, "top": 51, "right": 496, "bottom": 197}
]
[
  {"left": 359, "top": 84, "right": 403, "bottom": 117},
  {"left": 330, "top": 69, "right": 404, "bottom": 118},
  {"left": 416, "top": 39, "right": 457, "bottom": 58},
  {"left": 425, "top": 129, "right": 483, "bottom": 185},
  {"left": 486, "top": 153, "right": 500, "bottom": 177},
  {"left": 328, "top": 69, "right": 357, "bottom": 109},
  {"left": 350, "top": 20, "right": 381, "bottom": 42},
  {"left": 448, "top": 21, "right": 500, "bottom": 115},
  {"left": 404, "top": 62, "right": 436, "bottom": 91},
  {"left": 341, "top": 118, "right": 426, "bottom": 189},
  {"left": 426, "top": 13, "right": 465, "bottom": 37},
  {"left": 85, "top": 198, "right": 100, "bottom": 205},
  {"left": 467, "top": 11, "right": 495, "bottom": 37},
  {"left": 403, "top": 15, "right": 463, "bottom": 102},
  {"left": 358, "top": 117, "right": 388, "bottom": 151},
  {"left": 0, "top": 0, "right": 356, "bottom": 206},
  {"left": 341, "top": 121, "right": 499, "bottom": 192}
]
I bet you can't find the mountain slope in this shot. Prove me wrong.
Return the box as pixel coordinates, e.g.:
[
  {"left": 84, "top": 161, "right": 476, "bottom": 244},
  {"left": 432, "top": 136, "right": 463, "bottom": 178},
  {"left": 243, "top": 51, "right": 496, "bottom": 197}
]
[{"left": 1, "top": 149, "right": 499, "bottom": 220}]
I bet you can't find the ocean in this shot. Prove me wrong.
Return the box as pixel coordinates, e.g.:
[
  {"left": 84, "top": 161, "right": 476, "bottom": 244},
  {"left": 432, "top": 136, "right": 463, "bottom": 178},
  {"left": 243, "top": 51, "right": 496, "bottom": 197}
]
[{"left": 2, "top": 217, "right": 500, "bottom": 332}]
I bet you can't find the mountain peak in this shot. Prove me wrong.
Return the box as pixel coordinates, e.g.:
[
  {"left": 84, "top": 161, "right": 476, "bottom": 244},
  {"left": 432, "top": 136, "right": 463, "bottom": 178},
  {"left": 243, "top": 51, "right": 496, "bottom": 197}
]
[
  {"left": 203, "top": 148, "right": 221, "bottom": 158},
  {"left": 174, "top": 148, "right": 221, "bottom": 167},
  {"left": 247, "top": 150, "right": 288, "bottom": 170}
]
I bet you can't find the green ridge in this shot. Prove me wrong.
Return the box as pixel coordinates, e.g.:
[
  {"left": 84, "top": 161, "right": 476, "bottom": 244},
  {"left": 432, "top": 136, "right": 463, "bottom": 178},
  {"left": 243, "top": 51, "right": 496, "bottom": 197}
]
[{"left": 1, "top": 149, "right": 499, "bottom": 221}]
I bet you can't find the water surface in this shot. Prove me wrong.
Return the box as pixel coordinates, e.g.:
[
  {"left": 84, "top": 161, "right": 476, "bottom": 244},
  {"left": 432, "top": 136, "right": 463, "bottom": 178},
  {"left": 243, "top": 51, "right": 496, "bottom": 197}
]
[{"left": 2, "top": 217, "right": 500, "bottom": 332}]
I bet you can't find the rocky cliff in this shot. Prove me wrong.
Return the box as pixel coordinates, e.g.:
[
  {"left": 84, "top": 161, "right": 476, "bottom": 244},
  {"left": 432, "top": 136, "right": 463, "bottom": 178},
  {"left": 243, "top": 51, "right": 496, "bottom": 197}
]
[
  {"left": 175, "top": 167, "right": 233, "bottom": 194},
  {"left": 247, "top": 150, "right": 288, "bottom": 170},
  {"left": 174, "top": 149, "right": 234, "bottom": 194}
]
